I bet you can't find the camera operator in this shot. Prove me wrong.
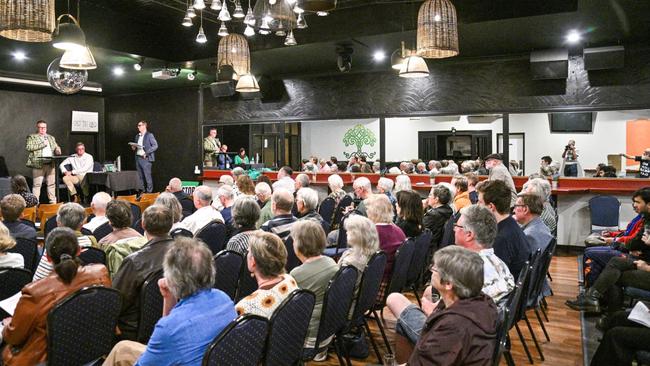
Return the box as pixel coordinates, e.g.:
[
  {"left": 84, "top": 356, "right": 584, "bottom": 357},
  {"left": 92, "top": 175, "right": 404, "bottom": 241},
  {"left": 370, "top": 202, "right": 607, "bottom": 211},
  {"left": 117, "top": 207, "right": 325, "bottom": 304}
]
[{"left": 562, "top": 139, "right": 580, "bottom": 177}]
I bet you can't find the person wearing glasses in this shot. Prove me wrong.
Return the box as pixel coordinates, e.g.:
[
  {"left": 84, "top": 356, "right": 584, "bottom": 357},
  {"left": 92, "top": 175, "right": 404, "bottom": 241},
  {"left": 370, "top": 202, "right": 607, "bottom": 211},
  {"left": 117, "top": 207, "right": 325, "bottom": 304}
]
[
  {"left": 620, "top": 148, "right": 650, "bottom": 178},
  {"left": 131, "top": 120, "right": 158, "bottom": 193},
  {"left": 25, "top": 120, "right": 61, "bottom": 203}
]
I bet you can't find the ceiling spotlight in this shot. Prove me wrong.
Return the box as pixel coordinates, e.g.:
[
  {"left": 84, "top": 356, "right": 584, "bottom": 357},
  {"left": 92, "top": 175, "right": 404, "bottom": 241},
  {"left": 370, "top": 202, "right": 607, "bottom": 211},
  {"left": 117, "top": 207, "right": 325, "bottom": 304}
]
[
  {"left": 113, "top": 66, "right": 124, "bottom": 76},
  {"left": 316, "top": 11, "right": 328, "bottom": 16},
  {"left": 566, "top": 29, "right": 581, "bottom": 44},
  {"left": 12, "top": 51, "right": 27, "bottom": 61},
  {"left": 182, "top": 15, "right": 193, "bottom": 27},
  {"left": 134, "top": 58, "right": 145, "bottom": 71},
  {"left": 211, "top": 0, "right": 222, "bottom": 10},
  {"left": 373, "top": 50, "right": 386, "bottom": 62},
  {"left": 187, "top": 69, "right": 197, "bottom": 80}
]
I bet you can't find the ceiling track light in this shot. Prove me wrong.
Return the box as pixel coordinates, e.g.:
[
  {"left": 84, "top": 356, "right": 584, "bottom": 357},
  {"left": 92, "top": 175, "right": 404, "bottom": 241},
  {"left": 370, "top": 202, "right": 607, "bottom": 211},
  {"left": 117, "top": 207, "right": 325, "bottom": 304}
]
[
  {"left": 134, "top": 57, "right": 145, "bottom": 71},
  {"left": 187, "top": 69, "right": 197, "bottom": 80}
]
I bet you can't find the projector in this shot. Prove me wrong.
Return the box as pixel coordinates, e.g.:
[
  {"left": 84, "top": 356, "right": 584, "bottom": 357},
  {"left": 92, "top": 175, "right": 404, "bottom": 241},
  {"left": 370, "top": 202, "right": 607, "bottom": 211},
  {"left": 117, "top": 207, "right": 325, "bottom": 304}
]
[{"left": 152, "top": 69, "right": 179, "bottom": 80}]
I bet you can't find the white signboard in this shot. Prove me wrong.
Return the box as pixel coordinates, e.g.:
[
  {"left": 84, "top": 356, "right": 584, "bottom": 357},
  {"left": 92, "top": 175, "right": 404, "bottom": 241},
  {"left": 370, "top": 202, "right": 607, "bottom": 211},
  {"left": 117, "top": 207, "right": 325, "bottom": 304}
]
[{"left": 71, "top": 111, "right": 99, "bottom": 133}]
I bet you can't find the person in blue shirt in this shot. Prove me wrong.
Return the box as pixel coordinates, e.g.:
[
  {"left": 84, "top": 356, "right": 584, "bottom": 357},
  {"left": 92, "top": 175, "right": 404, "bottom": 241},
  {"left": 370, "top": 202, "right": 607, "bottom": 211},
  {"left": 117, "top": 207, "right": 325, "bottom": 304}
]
[{"left": 103, "top": 237, "right": 237, "bottom": 366}]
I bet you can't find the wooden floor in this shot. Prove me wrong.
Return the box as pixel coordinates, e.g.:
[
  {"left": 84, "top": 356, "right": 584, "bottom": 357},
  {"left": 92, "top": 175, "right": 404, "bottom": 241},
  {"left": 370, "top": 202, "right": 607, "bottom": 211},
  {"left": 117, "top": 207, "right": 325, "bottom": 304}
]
[{"left": 311, "top": 254, "right": 583, "bottom": 366}]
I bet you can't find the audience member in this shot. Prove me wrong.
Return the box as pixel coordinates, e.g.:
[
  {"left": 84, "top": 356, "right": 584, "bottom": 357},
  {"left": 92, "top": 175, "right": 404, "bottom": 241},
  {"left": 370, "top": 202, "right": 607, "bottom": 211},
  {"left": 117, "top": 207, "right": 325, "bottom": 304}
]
[
  {"left": 395, "top": 190, "right": 423, "bottom": 238},
  {"left": 465, "top": 172, "right": 479, "bottom": 204},
  {"left": 181, "top": 185, "right": 224, "bottom": 234},
  {"left": 377, "top": 177, "right": 396, "bottom": 206},
  {"left": 327, "top": 174, "right": 347, "bottom": 203},
  {"left": 1, "top": 227, "right": 110, "bottom": 366},
  {"left": 112, "top": 205, "right": 174, "bottom": 340},
  {"left": 154, "top": 192, "right": 187, "bottom": 232},
  {"left": 218, "top": 174, "right": 234, "bottom": 187},
  {"left": 590, "top": 309, "right": 650, "bottom": 365},
  {"left": 415, "top": 162, "right": 427, "bottom": 174},
  {"left": 10, "top": 175, "right": 38, "bottom": 208},
  {"left": 388, "top": 246, "right": 497, "bottom": 365},
  {"left": 257, "top": 175, "right": 272, "bottom": 188},
  {"left": 289, "top": 220, "right": 339, "bottom": 353},
  {"left": 522, "top": 178, "right": 557, "bottom": 233},
  {"left": 165, "top": 177, "right": 195, "bottom": 218},
  {"left": 231, "top": 168, "right": 245, "bottom": 197},
  {"left": 451, "top": 174, "right": 471, "bottom": 212},
  {"left": 484, "top": 153, "right": 517, "bottom": 207},
  {"left": 395, "top": 174, "right": 412, "bottom": 193},
  {"left": 273, "top": 167, "right": 296, "bottom": 194},
  {"left": 296, "top": 187, "right": 325, "bottom": 224},
  {"left": 514, "top": 194, "right": 553, "bottom": 253},
  {"left": 539, "top": 156, "right": 556, "bottom": 178},
  {"left": 423, "top": 185, "right": 453, "bottom": 249},
  {"left": 103, "top": 237, "right": 237, "bottom": 366},
  {"left": 0, "top": 222, "right": 23, "bottom": 268},
  {"left": 477, "top": 180, "right": 532, "bottom": 279},
  {"left": 0, "top": 194, "right": 36, "bottom": 240},
  {"left": 216, "top": 184, "right": 235, "bottom": 225},
  {"left": 235, "top": 231, "right": 298, "bottom": 318},
  {"left": 351, "top": 177, "right": 372, "bottom": 217},
  {"left": 226, "top": 197, "right": 261, "bottom": 255},
  {"left": 235, "top": 175, "right": 256, "bottom": 199},
  {"left": 365, "top": 194, "right": 406, "bottom": 299},
  {"left": 295, "top": 173, "right": 311, "bottom": 191},
  {"left": 260, "top": 189, "right": 297, "bottom": 240},
  {"left": 33, "top": 202, "right": 96, "bottom": 281},
  {"left": 98, "top": 200, "right": 142, "bottom": 248},
  {"left": 255, "top": 182, "right": 273, "bottom": 228},
  {"left": 83, "top": 191, "right": 112, "bottom": 232}
]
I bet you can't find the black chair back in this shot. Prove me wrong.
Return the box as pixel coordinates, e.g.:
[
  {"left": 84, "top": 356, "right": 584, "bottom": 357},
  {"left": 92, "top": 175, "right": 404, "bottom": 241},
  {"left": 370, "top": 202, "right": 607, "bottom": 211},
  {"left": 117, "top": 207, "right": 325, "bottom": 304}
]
[
  {"left": 265, "top": 289, "right": 316, "bottom": 366},
  {"left": 236, "top": 265, "right": 258, "bottom": 302},
  {"left": 214, "top": 250, "right": 243, "bottom": 300},
  {"left": 312, "top": 265, "right": 358, "bottom": 352},
  {"left": 439, "top": 211, "right": 460, "bottom": 248},
  {"left": 0, "top": 267, "right": 32, "bottom": 300},
  {"left": 318, "top": 196, "right": 337, "bottom": 228},
  {"left": 47, "top": 286, "right": 121, "bottom": 366},
  {"left": 492, "top": 307, "right": 511, "bottom": 366},
  {"left": 44, "top": 214, "right": 58, "bottom": 239},
  {"left": 195, "top": 220, "right": 229, "bottom": 255},
  {"left": 324, "top": 214, "right": 349, "bottom": 258},
  {"left": 332, "top": 195, "right": 353, "bottom": 229},
  {"left": 284, "top": 236, "right": 302, "bottom": 272},
  {"left": 130, "top": 203, "right": 142, "bottom": 227},
  {"left": 78, "top": 247, "right": 107, "bottom": 266},
  {"left": 137, "top": 269, "right": 165, "bottom": 344},
  {"left": 406, "top": 229, "right": 433, "bottom": 286},
  {"left": 170, "top": 226, "right": 193, "bottom": 238},
  {"left": 80, "top": 227, "right": 93, "bottom": 236},
  {"left": 133, "top": 218, "right": 145, "bottom": 235},
  {"left": 505, "top": 260, "right": 531, "bottom": 329},
  {"left": 8, "top": 237, "right": 39, "bottom": 273},
  {"left": 93, "top": 221, "right": 113, "bottom": 241},
  {"left": 527, "top": 239, "right": 556, "bottom": 307},
  {"left": 350, "top": 251, "right": 387, "bottom": 321},
  {"left": 202, "top": 314, "right": 269, "bottom": 366},
  {"left": 383, "top": 238, "right": 416, "bottom": 302}
]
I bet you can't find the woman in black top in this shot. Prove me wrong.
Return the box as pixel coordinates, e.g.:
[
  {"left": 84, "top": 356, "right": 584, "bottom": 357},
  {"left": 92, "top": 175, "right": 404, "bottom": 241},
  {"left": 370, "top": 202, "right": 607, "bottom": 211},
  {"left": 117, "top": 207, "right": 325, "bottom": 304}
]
[
  {"left": 11, "top": 175, "right": 38, "bottom": 207},
  {"left": 395, "top": 190, "right": 423, "bottom": 238}
]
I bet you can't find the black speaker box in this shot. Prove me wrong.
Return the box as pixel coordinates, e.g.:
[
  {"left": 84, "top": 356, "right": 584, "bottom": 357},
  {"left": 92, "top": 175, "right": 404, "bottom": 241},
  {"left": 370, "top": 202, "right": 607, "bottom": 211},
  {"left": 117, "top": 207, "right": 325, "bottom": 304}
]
[
  {"left": 530, "top": 48, "right": 568, "bottom": 80},
  {"left": 583, "top": 46, "right": 624, "bottom": 71},
  {"left": 209, "top": 81, "right": 235, "bottom": 98}
]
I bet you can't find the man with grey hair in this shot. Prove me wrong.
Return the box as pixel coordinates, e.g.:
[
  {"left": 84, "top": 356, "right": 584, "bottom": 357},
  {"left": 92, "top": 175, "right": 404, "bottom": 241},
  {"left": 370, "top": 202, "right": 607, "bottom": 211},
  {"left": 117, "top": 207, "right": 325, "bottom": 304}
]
[
  {"left": 83, "top": 191, "right": 112, "bottom": 232},
  {"left": 388, "top": 246, "right": 497, "bottom": 364},
  {"left": 103, "top": 237, "right": 237, "bottom": 365},
  {"left": 522, "top": 177, "right": 556, "bottom": 232},
  {"left": 181, "top": 185, "right": 224, "bottom": 234},
  {"left": 484, "top": 153, "right": 517, "bottom": 207},
  {"left": 218, "top": 174, "right": 234, "bottom": 186},
  {"left": 216, "top": 184, "right": 235, "bottom": 225},
  {"left": 377, "top": 177, "right": 396, "bottom": 206},
  {"left": 166, "top": 177, "right": 195, "bottom": 217},
  {"left": 33, "top": 202, "right": 95, "bottom": 281},
  {"left": 295, "top": 173, "right": 310, "bottom": 191},
  {"left": 296, "top": 187, "right": 326, "bottom": 229},
  {"left": 351, "top": 176, "right": 372, "bottom": 217},
  {"left": 415, "top": 162, "right": 427, "bottom": 174},
  {"left": 261, "top": 189, "right": 297, "bottom": 240},
  {"left": 255, "top": 182, "right": 273, "bottom": 228}
]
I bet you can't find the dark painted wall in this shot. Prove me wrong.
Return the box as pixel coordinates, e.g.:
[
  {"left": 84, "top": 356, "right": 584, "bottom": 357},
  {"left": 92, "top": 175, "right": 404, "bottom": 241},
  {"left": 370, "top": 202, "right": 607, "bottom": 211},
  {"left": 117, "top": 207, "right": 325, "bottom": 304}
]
[
  {"left": 105, "top": 88, "right": 200, "bottom": 192},
  {"left": 0, "top": 89, "right": 105, "bottom": 178},
  {"left": 203, "top": 46, "right": 650, "bottom": 123}
]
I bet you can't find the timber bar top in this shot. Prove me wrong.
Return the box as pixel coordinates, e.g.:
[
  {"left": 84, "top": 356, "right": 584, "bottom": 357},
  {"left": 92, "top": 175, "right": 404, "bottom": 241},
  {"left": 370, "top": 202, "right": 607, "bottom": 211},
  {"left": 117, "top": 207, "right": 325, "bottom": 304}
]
[{"left": 200, "top": 170, "right": 650, "bottom": 195}]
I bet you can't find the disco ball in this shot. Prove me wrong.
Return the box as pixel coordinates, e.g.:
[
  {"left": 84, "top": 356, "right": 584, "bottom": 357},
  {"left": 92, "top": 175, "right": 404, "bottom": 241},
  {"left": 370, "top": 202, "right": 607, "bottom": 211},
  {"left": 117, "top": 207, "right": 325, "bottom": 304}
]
[{"left": 47, "top": 58, "right": 88, "bottom": 94}]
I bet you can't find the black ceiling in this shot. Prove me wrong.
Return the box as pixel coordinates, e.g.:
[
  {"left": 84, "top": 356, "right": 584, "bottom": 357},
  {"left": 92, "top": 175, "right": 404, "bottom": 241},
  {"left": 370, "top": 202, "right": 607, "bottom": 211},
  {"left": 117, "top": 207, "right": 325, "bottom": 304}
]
[{"left": 0, "top": 0, "right": 649, "bottom": 95}]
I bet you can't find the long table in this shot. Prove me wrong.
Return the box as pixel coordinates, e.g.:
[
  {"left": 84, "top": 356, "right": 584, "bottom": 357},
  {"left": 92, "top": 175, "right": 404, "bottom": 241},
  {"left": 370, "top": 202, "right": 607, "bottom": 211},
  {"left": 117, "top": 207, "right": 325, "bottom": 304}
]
[{"left": 84, "top": 171, "right": 143, "bottom": 195}]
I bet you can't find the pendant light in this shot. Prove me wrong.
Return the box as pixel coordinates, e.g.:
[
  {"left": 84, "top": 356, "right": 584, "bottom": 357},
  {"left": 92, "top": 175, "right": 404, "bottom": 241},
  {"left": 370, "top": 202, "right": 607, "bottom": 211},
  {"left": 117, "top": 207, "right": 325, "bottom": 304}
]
[
  {"left": 218, "top": 22, "right": 229, "bottom": 37},
  {"left": 52, "top": 14, "right": 86, "bottom": 50},
  {"left": 296, "top": 13, "right": 307, "bottom": 29},
  {"left": 0, "top": 0, "right": 55, "bottom": 42},
  {"left": 218, "top": 6, "right": 231, "bottom": 21},
  {"left": 284, "top": 30, "right": 297, "bottom": 46},
  {"left": 253, "top": 1, "right": 296, "bottom": 32},
  {"left": 391, "top": 41, "right": 407, "bottom": 70},
  {"left": 193, "top": 0, "right": 206, "bottom": 10},
  {"left": 398, "top": 53, "right": 429, "bottom": 78},
  {"left": 244, "top": 0, "right": 255, "bottom": 25},
  {"left": 218, "top": 33, "right": 250, "bottom": 78},
  {"left": 60, "top": 45, "right": 97, "bottom": 69},
  {"left": 233, "top": 0, "right": 245, "bottom": 18},
  {"left": 196, "top": 11, "right": 207, "bottom": 43},
  {"left": 182, "top": 15, "right": 193, "bottom": 27},
  {"left": 187, "top": 6, "right": 197, "bottom": 18},
  {"left": 417, "top": 0, "right": 459, "bottom": 58},
  {"left": 236, "top": 74, "right": 260, "bottom": 92},
  {"left": 211, "top": 0, "right": 222, "bottom": 10},
  {"left": 244, "top": 25, "right": 255, "bottom": 37}
]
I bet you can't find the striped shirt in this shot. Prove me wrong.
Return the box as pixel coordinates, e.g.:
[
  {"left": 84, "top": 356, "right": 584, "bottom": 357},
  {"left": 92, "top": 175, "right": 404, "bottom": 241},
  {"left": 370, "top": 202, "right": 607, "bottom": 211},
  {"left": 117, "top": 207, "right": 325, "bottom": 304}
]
[
  {"left": 226, "top": 231, "right": 256, "bottom": 256},
  {"left": 33, "top": 234, "right": 96, "bottom": 282},
  {"left": 260, "top": 214, "right": 297, "bottom": 240}
]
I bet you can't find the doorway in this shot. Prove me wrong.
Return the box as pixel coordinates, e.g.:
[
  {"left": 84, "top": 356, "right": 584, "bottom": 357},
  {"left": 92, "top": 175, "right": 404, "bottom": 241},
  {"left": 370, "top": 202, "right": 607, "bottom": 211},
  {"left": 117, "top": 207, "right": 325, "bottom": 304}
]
[{"left": 418, "top": 130, "right": 492, "bottom": 163}]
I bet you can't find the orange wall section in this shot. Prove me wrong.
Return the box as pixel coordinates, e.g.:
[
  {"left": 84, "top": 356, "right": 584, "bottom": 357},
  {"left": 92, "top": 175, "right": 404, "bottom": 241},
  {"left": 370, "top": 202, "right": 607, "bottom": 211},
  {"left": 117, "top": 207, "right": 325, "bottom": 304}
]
[{"left": 626, "top": 119, "right": 650, "bottom": 166}]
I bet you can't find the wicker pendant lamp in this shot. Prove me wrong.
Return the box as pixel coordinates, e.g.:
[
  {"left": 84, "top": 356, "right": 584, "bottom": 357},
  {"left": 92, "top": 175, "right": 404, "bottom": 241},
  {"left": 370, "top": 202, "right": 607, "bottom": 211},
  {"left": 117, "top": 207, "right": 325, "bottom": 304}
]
[
  {"left": 416, "top": 0, "right": 459, "bottom": 59},
  {"left": 217, "top": 34, "right": 250, "bottom": 80},
  {"left": 0, "top": 0, "right": 55, "bottom": 42},
  {"left": 253, "top": 0, "right": 296, "bottom": 33}
]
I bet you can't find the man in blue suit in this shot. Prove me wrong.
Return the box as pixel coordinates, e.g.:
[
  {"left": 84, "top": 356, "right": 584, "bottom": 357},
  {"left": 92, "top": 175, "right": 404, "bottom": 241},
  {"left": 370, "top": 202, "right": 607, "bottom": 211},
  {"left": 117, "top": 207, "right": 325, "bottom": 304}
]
[{"left": 132, "top": 120, "right": 158, "bottom": 193}]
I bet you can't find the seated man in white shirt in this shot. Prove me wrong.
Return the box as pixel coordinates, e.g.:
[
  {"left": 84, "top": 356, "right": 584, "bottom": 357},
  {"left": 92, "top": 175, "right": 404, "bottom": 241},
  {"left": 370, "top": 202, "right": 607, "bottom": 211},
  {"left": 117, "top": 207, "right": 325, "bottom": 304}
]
[
  {"left": 83, "top": 192, "right": 112, "bottom": 233},
  {"left": 59, "top": 142, "right": 94, "bottom": 203},
  {"left": 181, "top": 185, "right": 224, "bottom": 234}
]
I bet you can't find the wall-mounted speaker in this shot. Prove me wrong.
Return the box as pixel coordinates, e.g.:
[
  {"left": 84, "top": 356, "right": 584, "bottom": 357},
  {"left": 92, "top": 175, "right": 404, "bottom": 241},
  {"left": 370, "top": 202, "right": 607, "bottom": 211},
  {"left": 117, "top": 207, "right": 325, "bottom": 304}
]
[
  {"left": 209, "top": 81, "right": 235, "bottom": 98},
  {"left": 530, "top": 48, "right": 568, "bottom": 80},
  {"left": 583, "top": 46, "right": 624, "bottom": 71}
]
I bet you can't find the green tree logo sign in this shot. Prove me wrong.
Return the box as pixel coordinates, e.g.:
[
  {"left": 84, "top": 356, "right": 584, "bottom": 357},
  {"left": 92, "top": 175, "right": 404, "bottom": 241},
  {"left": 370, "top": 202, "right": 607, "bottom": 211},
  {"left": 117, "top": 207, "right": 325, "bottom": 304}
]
[{"left": 342, "top": 124, "right": 377, "bottom": 159}]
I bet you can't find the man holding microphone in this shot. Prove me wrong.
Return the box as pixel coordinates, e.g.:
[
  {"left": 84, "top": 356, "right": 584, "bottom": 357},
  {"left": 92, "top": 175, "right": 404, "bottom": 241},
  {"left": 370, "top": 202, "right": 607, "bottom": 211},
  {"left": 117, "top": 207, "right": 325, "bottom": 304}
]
[{"left": 25, "top": 120, "right": 61, "bottom": 203}]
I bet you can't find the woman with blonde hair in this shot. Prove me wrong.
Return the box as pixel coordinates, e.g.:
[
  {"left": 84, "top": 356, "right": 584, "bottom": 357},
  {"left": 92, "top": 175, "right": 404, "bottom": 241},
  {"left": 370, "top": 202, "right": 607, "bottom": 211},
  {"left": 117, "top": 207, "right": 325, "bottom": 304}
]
[
  {"left": 235, "top": 175, "right": 256, "bottom": 198},
  {"left": 0, "top": 221, "right": 23, "bottom": 268}
]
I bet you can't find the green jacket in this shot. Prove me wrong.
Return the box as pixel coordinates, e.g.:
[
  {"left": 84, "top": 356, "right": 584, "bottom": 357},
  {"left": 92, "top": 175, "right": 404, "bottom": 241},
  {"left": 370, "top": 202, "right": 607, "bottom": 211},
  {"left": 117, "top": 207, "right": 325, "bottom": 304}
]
[
  {"left": 256, "top": 199, "right": 273, "bottom": 228},
  {"left": 105, "top": 237, "right": 148, "bottom": 278},
  {"left": 25, "top": 134, "right": 59, "bottom": 169},
  {"left": 203, "top": 137, "right": 221, "bottom": 162}
]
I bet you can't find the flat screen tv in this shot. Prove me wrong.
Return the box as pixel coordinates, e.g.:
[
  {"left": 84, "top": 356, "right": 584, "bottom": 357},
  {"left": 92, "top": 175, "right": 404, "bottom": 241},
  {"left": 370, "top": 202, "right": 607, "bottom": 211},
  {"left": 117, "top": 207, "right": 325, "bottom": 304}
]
[{"left": 548, "top": 112, "right": 595, "bottom": 133}]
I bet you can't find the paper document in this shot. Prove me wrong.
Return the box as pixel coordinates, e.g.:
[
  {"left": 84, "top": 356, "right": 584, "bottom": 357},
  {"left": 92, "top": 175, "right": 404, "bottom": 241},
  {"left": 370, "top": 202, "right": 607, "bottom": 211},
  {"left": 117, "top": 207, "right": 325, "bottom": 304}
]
[
  {"left": 0, "top": 292, "right": 22, "bottom": 316},
  {"left": 128, "top": 142, "right": 143, "bottom": 148},
  {"left": 628, "top": 301, "right": 650, "bottom": 328}
]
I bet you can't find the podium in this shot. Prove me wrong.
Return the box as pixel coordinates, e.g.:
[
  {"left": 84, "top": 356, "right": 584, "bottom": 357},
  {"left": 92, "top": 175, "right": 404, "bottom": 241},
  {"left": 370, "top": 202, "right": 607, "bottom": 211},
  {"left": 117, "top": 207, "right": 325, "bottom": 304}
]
[{"left": 45, "top": 156, "right": 68, "bottom": 203}]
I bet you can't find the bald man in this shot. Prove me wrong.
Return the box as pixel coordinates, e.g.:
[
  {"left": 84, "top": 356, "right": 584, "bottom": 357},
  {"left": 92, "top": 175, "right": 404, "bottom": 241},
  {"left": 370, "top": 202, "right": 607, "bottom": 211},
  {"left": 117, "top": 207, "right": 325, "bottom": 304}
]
[
  {"left": 181, "top": 185, "right": 224, "bottom": 234},
  {"left": 260, "top": 189, "right": 297, "bottom": 240},
  {"left": 166, "top": 177, "right": 195, "bottom": 217}
]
